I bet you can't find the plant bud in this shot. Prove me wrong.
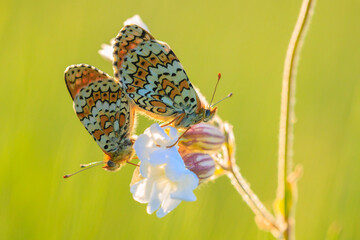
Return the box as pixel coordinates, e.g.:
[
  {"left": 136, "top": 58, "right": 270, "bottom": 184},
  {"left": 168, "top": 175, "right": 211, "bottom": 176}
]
[
  {"left": 179, "top": 123, "right": 225, "bottom": 152},
  {"left": 182, "top": 153, "right": 216, "bottom": 183}
]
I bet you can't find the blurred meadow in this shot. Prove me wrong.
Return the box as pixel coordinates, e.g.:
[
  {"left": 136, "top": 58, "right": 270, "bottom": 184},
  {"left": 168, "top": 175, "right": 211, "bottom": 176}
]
[{"left": 0, "top": 0, "right": 359, "bottom": 239}]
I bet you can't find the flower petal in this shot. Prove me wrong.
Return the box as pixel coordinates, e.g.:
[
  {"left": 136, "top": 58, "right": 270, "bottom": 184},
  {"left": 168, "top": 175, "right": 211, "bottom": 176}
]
[
  {"left": 170, "top": 174, "right": 198, "bottom": 201},
  {"left": 146, "top": 182, "right": 161, "bottom": 214},
  {"left": 98, "top": 43, "right": 113, "bottom": 61},
  {"left": 134, "top": 133, "right": 153, "bottom": 160},
  {"left": 130, "top": 179, "right": 153, "bottom": 203},
  {"left": 156, "top": 199, "right": 181, "bottom": 218},
  {"left": 123, "top": 14, "right": 150, "bottom": 32},
  {"left": 130, "top": 123, "right": 199, "bottom": 218},
  {"left": 149, "top": 124, "right": 177, "bottom": 147}
]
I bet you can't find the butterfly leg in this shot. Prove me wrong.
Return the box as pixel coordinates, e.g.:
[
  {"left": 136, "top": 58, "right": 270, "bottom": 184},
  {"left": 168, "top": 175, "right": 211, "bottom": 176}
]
[
  {"left": 126, "top": 161, "right": 139, "bottom": 167},
  {"left": 166, "top": 127, "right": 191, "bottom": 148},
  {"left": 160, "top": 113, "right": 183, "bottom": 127},
  {"left": 126, "top": 155, "right": 139, "bottom": 167}
]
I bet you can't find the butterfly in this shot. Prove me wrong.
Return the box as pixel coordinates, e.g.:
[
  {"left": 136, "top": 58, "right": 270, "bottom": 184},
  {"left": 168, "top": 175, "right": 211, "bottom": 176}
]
[
  {"left": 112, "top": 24, "right": 220, "bottom": 130},
  {"left": 64, "top": 64, "right": 135, "bottom": 175}
]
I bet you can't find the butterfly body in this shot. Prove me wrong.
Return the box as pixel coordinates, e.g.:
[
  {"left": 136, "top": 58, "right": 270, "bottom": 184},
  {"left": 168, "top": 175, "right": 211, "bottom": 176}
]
[
  {"left": 102, "top": 138, "right": 134, "bottom": 171},
  {"left": 113, "top": 25, "right": 217, "bottom": 129},
  {"left": 65, "top": 64, "right": 135, "bottom": 171}
]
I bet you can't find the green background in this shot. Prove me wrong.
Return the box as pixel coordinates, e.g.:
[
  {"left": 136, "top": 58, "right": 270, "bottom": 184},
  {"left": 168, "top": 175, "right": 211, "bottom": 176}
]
[{"left": 1, "top": 0, "right": 359, "bottom": 239}]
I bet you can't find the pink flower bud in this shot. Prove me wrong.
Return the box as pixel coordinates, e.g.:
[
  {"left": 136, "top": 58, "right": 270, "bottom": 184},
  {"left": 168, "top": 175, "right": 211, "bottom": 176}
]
[
  {"left": 182, "top": 153, "right": 216, "bottom": 183},
  {"left": 179, "top": 123, "right": 225, "bottom": 152}
]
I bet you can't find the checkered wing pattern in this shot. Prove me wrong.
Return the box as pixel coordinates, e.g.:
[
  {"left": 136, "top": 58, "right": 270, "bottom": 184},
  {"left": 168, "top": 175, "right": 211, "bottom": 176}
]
[
  {"left": 65, "top": 65, "right": 134, "bottom": 155},
  {"left": 113, "top": 25, "right": 203, "bottom": 126}
]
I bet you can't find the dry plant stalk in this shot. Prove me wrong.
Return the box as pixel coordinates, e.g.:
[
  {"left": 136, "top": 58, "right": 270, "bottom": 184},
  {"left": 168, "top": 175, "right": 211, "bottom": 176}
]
[
  {"left": 223, "top": 0, "right": 316, "bottom": 239},
  {"left": 276, "top": 0, "right": 316, "bottom": 239},
  {"left": 219, "top": 120, "right": 284, "bottom": 238}
]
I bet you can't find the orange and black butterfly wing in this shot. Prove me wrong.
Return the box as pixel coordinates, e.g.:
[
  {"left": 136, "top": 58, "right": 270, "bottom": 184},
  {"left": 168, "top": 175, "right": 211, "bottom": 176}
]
[
  {"left": 113, "top": 24, "right": 155, "bottom": 80},
  {"left": 65, "top": 64, "right": 113, "bottom": 100},
  {"left": 113, "top": 25, "right": 201, "bottom": 122},
  {"left": 65, "top": 65, "right": 134, "bottom": 154}
]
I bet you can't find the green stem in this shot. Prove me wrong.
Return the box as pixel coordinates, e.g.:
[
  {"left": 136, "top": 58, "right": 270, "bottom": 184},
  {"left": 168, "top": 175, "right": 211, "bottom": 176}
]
[{"left": 277, "top": 0, "right": 315, "bottom": 239}]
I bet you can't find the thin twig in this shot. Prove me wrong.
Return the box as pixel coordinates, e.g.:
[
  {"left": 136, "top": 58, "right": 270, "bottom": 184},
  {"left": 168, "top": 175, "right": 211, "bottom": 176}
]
[
  {"left": 276, "top": 0, "right": 316, "bottom": 239},
  {"left": 227, "top": 165, "right": 283, "bottom": 238},
  {"left": 219, "top": 121, "right": 284, "bottom": 238}
]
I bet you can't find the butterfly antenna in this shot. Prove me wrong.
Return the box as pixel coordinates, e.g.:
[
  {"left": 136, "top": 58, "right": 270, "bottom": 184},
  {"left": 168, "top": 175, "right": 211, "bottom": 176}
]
[
  {"left": 80, "top": 161, "right": 103, "bottom": 168},
  {"left": 211, "top": 92, "right": 233, "bottom": 107},
  {"left": 209, "top": 73, "right": 222, "bottom": 107},
  {"left": 63, "top": 161, "right": 104, "bottom": 179}
]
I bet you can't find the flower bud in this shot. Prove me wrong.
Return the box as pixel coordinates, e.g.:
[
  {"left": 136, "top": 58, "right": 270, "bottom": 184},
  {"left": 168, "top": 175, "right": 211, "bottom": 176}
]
[
  {"left": 182, "top": 153, "right": 216, "bottom": 183},
  {"left": 179, "top": 123, "right": 225, "bottom": 152},
  {"left": 219, "top": 122, "right": 236, "bottom": 169}
]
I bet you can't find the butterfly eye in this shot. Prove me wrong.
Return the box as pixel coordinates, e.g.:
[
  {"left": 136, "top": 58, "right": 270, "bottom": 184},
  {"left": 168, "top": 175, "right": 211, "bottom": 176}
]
[
  {"left": 107, "top": 160, "right": 116, "bottom": 168},
  {"left": 204, "top": 109, "right": 211, "bottom": 119}
]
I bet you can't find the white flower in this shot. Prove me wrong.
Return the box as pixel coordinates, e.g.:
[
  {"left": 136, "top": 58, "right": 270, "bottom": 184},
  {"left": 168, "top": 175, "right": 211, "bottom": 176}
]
[
  {"left": 98, "top": 14, "right": 150, "bottom": 61},
  {"left": 98, "top": 38, "right": 115, "bottom": 62},
  {"left": 123, "top": 14, "right": 149, "bottom": 32},
  {"left": 130, "top": 124, "right": 199, "bottom": 218}
]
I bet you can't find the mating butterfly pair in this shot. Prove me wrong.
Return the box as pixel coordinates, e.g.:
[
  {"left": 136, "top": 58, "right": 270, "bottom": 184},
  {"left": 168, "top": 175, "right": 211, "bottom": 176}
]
[{"left": 64, "top": 24, "right": 218, "bottom": 174}]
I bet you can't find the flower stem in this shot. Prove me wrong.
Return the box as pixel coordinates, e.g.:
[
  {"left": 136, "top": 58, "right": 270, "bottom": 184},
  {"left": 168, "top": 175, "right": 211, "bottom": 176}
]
[
  {"left": 227, "top": 164, "right": 284, "bottom": 238},
  {"left": 218, "top": 121, "right": 284, "bottom": 238},
  {"left": 276, "top": 0, "right": 315, "bottom": 239}
]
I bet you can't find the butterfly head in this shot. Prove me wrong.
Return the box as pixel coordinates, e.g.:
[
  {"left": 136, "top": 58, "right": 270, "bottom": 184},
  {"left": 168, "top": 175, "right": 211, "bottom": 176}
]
[
  {"left": 102, "top": 138, "right": 135, "bottom": 171},
  {"left": 203, "top": 107, "right": 217, "bottom": 122},
  {"left": 103, "top": 159, "right": 121, "bottom": 171},
  {"left": 63, "top": 139, "right": 135, "bottom": 178}
]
